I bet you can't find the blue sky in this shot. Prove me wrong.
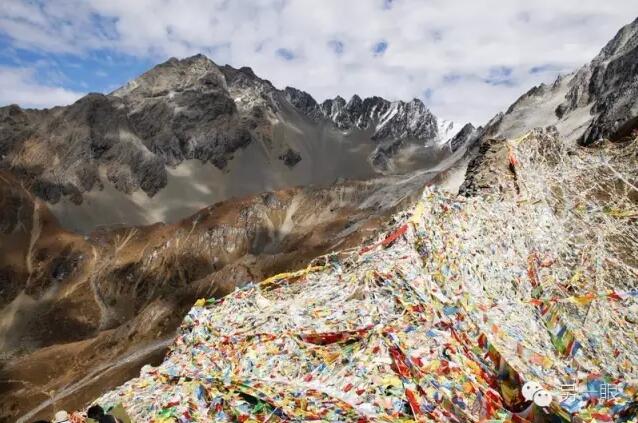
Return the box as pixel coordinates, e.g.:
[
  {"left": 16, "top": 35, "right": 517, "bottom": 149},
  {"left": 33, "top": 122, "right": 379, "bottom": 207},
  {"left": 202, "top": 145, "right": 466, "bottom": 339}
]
[
  {"left": 0, "top": 37, "right": 153, "bottom": 93},
  {"left": 1, "top": 0, "right": 637, "bottom": 125}
]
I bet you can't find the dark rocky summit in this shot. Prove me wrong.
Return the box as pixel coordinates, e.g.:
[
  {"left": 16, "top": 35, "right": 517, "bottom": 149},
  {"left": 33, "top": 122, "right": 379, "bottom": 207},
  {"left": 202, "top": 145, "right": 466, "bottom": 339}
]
[
  {"left": 317, "top": 94, "right": 439, "bottom": 142},
  {"left": 448, "top": 122, "right": 477, "bottom": 153}
]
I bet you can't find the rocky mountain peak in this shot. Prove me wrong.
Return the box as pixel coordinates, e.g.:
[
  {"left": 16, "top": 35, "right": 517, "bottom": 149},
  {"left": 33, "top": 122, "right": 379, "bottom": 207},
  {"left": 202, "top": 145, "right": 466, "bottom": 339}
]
[
  {"left": 96, "top": 54, "right": 455, "bottom": 154},
  {"left": 480, "top": 17, "right": 638, "bottom": 146},
  {"left": 558, "top": 18, "right": 638, "bottom": 144},
  {"left": 372, "top": 98, "right": 437, "bottom": 142},
  {"left": 283, "top": 86, "right": 320, "bottom": 118},
  {"left": 596, "top": 17, "right": 638, "bottom": 62},
  {"left": 346, "top": 94, "right": 363, "bottom": 109},
  {"left": 323, "top": 96, "right": 345, "bottom": 109},
  {"left": 312, "top": 93, "right": 443, "bottom": 146},
  {"left": 447, "top": 122, "right": 476, "bottom": 152},
  {"left": 220, "top": 64, "right": 274, "bottom": 93},
  {"left": 112, "top": 54, "right": 222, "bottom": 99}
]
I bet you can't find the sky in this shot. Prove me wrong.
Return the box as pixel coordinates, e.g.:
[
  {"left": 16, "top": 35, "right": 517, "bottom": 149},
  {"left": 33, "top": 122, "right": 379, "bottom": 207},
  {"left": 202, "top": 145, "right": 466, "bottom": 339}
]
[{"left": 1, "top": 1, "right": 637, "bottom": 126}]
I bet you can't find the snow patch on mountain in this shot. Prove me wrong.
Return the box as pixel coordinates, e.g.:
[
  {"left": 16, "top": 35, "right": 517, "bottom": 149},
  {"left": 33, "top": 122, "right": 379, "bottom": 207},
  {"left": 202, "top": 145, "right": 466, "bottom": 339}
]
[{"left": 436, "top": 119, "right": 456, "bottom": 145}]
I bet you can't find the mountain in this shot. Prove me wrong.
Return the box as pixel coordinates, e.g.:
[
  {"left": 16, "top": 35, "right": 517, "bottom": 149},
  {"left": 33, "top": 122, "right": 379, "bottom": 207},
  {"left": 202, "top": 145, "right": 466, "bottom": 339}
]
[
  {"left": 436, "top": 118, "right": 457, "bottom": 144},
  {"left": 479, "top": 17, "right": 638, "bottom": 145},
  {"left": 3, "top": 17, "right": 638, "bottom": 423},
  {"left": 0, "top": 55, "right": 462, "bottom": 232},
  {"left": 78, "top": 19, "right": 637, "bottom": 422}
]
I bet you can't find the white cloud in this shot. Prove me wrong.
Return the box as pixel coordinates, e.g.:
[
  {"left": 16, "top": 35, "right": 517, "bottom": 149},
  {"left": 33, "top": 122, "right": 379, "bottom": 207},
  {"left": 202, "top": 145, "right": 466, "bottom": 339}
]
[
  {"left": 1, "top": 0, "right": 637, "bottom": 124},
  {"left": 0, "top": 66, "right": 84, "bottom": 108}
]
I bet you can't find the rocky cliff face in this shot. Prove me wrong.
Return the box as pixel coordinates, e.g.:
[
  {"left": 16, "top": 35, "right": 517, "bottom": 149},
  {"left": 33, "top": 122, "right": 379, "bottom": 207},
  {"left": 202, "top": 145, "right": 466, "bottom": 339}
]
[
  {"left": 0, "top": 55, "right": 461, "bottom": 231},
  {"left": 480, "top": 18, "right": 638, "bottom": 146}
]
